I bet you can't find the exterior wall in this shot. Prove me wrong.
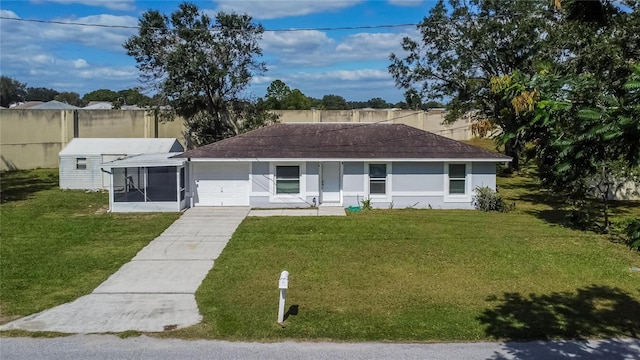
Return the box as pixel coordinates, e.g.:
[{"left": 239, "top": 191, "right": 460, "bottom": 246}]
[
  {"left": 248, "top": 161, "right": 317, "bottom": 208},
  {"left": 245, "top": 160, "right": 499, "bottom": 209},
  {"left": 470, "top": 162, "right": 497, "bottom": 190},
  {"left": 1, "top": 109, "right": 473, "bottom": 171},
  {"left": 59, "top": 154, "right": 104, "bottom": 189},
  {"left": 0, "top": 109, "right": 187, "bottom": 171}
]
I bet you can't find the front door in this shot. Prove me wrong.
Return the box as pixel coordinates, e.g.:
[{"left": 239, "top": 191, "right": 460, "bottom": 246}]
[{"left": 321, "top": 162, "right": 341, "bottom": 204}]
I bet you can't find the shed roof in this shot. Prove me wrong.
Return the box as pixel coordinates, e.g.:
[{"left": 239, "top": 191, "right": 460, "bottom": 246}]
[
  {"left": 177, "top": 123, "right": 510, "bottom": 161},
  {"left": 60, "top": 138, "right": 184, "bottom": 156},
  {"left": 102, "top": 153, "right": 186, "bottom": 168}
]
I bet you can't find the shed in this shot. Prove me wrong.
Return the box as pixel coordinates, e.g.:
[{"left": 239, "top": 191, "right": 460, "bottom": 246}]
[{"left": 59, "top": 138, "right": 184, "bottom": 190}]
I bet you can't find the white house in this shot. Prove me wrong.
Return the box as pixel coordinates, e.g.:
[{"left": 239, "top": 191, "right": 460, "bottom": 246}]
[
  {"left": 105, "top": 123, "right": 510, "bottom": 212},
  {"left": 59, "top": 138, "right": 184, "bottom": 190}
]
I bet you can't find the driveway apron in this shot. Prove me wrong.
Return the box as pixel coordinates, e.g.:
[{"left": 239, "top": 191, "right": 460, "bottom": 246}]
[{"left": 0, "top": 207, "right": 249, "bottom": 334}]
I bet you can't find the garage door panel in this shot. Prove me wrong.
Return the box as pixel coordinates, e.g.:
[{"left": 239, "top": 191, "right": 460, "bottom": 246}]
[{"left": 193, "top": 163, "right": 250, "bottom": 206}]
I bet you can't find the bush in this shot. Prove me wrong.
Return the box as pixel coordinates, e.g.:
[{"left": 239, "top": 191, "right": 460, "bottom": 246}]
[{"left": 472, "top": 186, "right": 515, "bottom": 212}]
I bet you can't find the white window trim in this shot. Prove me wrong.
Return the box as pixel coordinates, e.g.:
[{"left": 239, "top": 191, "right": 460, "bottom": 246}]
[
  {"left": 269, "top": 162, "right": 306, "bottom": 203},
  {"left": 444, "top": 162, "right": 472, "bottom": 202},
  {"left": 365, "top": 162, "right": 392, "bottom": 201}
]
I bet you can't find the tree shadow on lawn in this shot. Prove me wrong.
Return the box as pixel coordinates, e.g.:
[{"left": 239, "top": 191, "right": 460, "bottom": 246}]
[
  {"left": 0, "top": 170, "right": 58, "bottom": 203},
  {"left": 479, "top": 285, "right": 640, "bottom": 359}
]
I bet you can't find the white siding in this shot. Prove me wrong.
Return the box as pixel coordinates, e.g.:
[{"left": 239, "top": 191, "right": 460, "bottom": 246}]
[{"left": 59, "top": 155, "right": 104, "bottom": 189}]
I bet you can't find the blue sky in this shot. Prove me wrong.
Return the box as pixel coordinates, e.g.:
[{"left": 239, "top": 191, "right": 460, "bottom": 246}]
[{"left": 0, "top": 1, "right": 437, "bottom": 102}]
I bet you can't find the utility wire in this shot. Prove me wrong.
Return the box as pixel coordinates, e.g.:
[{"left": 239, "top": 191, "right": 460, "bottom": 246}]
[{"left": 0, "top": 16, "right": 418, "bottom": 32}]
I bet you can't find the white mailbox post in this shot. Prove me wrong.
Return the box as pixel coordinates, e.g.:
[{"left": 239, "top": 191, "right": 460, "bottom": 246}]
[{"left": 277, "top": 271, "right": 289, "bottom": 324}]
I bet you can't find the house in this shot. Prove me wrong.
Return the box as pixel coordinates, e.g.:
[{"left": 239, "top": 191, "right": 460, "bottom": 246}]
[
  {"left": 59, "top": 138, "right": 184, "bottom": 190},
  {"left": 103, "top": 123, "right": 510, "bottom": 212},
  {"left": 184, "top": 123, "right": 511, "bottom": 209}
]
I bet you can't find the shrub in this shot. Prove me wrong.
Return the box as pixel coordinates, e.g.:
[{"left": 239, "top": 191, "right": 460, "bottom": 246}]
[{"left": 472, "top": 186, "right": 515, "bottom": 212}]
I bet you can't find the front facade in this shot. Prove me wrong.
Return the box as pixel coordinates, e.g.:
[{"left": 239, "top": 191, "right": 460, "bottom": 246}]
[
  {"left": 177, "top": 123, "right": 510, "bottom": 210},
  {"left": 187, "top": 159, "right": 499, "bottom": 209}
]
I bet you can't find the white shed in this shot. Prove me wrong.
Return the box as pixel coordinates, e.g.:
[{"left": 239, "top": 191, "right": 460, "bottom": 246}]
[{"left": 59, "top": 138, "right": 184, "bottom": 190}]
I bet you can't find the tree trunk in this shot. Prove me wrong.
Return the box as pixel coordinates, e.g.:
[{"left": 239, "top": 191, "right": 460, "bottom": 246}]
[{"left": 504, "top": 138, "right": 520, "bottom": 172}]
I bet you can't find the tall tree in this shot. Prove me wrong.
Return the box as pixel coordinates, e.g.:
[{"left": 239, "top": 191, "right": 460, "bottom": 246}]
[
  {"left": 124, "top": 2, "right": 276, "bottom": 147},
  {"left": 0, "top": 76, "right": 26, "bottom": 107},
  {"left": 264, "top": 79, "right": 291, "bottom": 109},
  {"left": 82, "top": 89, "right": 119, "bottom": 103},
  {"left": 25, "top": 87, "right": 58, "bottom": 102},
  {"left": 54, "top": 92, "right": 82, "bottom": 106},
  {"left": 321, "top": 94, "right": 349, "bottom": 110},
  {"left": 389, "top": 0, "right": 557, "bottom": 170}
]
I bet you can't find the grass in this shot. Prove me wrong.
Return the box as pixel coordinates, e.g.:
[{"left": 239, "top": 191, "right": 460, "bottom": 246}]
[
  {"left": 169, "top": 157, "right": 640, "bottom": 342},
  {"left": 0, "top": 169, "right": 180, "bottom": 322}
]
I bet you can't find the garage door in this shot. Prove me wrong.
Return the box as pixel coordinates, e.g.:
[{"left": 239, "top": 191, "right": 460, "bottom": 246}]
[{"left": 193, "top": 163, "right": 250, "bottom": 206}]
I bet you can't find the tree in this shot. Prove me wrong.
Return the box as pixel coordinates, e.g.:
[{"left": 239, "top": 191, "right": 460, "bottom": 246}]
[
  {"left": 283, "top": 89, "right": 311, "bottom": 110},
  {"left": 25, "top": 87, "right": 58, "bottom": 102},
  {"left": 82, "top": 89, "right": 119, "bottom": 103},
  {"left": 486, "top": 1, "right": 640, "bottom": 230},
  {"left": 365, "top": 97, "right": 388, "bottom": 109},
  {"left": 264, "top": 80, "right": 291, "bottom": 109},
  {"left": 404, "top": 89, "right": 421, "bottom": 110},
  {"left": 54, "top": 92, "right": 82, "bottom": 106},
  {"left": 0, "top": 76, "right": 26, "bottom": 107},
  {"left": 117, "top": 88, "right": 152, "bottom": 107},
  {"left": 321, "top": 94, "right": 348, "bottom": 110},
  {"left": 389, "top": 0, "right": 557, "bottom": 170},
  {"left": 124, "top": 2, "right": 276, "bottom": 147}
]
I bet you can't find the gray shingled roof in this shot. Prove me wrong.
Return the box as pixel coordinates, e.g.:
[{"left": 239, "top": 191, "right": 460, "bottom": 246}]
[{"left": 177, "top": 123, "right": 511, "bottom": 161}]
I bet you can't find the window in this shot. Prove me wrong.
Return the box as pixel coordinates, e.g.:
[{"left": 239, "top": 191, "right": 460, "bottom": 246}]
[
  {"left": 76, "top": 157, "right": 87, "bottom": 170},
  {"left": 369, "top": 164, "right": 387, "bottom": 195},
  {"left": 276, "top": 166, "right": 300, "bottom": 194},
  {"left": 448, "top": 164, "right": 466, "bottom": 194}
]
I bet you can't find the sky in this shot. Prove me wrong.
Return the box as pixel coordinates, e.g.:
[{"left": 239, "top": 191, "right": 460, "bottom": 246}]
[{"left": 0, "top": 0, "right": 438, "bottom": 103}]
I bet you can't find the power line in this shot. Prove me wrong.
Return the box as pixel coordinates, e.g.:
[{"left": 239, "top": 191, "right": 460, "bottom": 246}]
[{"left": 0, "top": 16, "right": 418, "bottom": 32}]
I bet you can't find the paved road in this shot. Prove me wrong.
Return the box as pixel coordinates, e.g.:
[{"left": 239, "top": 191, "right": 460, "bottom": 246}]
[{"left": 1, "top": 336, "right": 639, "bottom": 360}]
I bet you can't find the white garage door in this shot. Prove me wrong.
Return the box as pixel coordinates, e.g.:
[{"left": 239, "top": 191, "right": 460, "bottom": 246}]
[{"left": 193, "top": 163, "right": 250, "bottom": 206}]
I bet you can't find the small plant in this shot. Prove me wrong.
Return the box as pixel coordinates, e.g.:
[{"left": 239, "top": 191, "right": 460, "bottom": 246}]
[
  {"left": 361, "top": 197, "right": 373, "bottom": 211},
  {"left": 388, "top": 202, "right": 394, "bottom": 209},
  {"left": 472, "top": 186, "right": 515, "bottom": 212}
]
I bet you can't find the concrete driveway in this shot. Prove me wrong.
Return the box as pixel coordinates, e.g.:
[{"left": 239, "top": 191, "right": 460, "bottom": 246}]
[{"left": 0, "top": 207, "right": 249, "bottom": 334}]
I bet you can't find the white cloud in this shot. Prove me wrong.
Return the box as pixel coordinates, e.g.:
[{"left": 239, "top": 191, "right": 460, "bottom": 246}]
[
  {"left": 262, "top": 30, "right": 333, "bottom": 54},
  {"left": 214, "top": 0, "right": 363, "bottom": 20},
  {"left": 261, "top": 30, "right": 410, "bottom": 67},
  {"left": 32, "top": 0, "right": 135, "bottom": 11},
  {"left": 290, "top": 69, "right": 390, "bottom": 82},
  {"left": 0, "top": 10, "right": 19, "bottom": 18},
  {"left": 72, "top": 59, "right": 89, "bottom": 69},
  {"left": 388, "top": 0, "right": 423, "bottom": 7}
]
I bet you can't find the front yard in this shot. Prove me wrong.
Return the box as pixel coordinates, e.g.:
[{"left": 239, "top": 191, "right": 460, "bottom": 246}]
[
  {"left": 1, "top": 167, "right": 638, "bottom": 342},
  {"left": 0, "top": 169, "right": 180, "bottom": 322}
]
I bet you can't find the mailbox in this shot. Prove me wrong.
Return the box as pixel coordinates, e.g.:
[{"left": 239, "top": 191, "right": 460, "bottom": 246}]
[{"left": 279, "top": 271, "right": 289, "bottom": 289}]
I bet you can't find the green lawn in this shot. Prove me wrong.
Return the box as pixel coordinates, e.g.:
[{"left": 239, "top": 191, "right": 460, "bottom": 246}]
[
  {"left": 1, "top": 166, "right": 639, "bottom": 342},
  {"left": 174, "top": 166, "right": 640, "bottom": 342},
  {"left": 0, "top": 169, "right": 180, "bottom": 322}
]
